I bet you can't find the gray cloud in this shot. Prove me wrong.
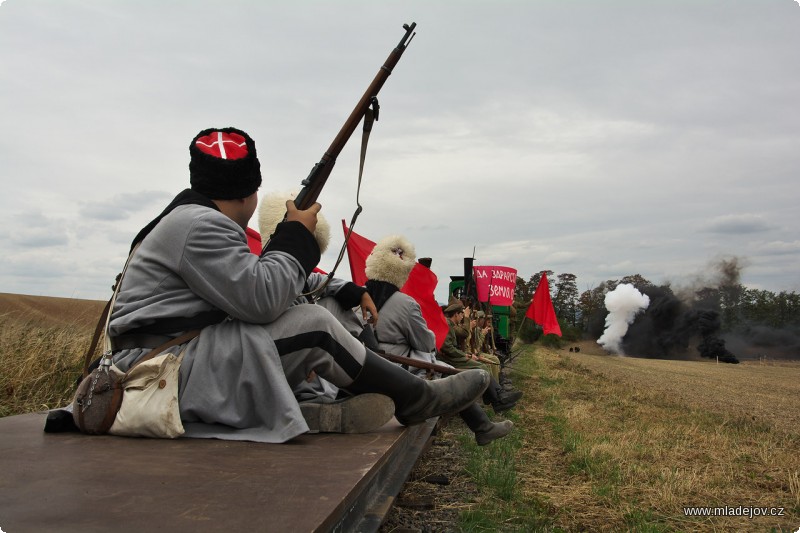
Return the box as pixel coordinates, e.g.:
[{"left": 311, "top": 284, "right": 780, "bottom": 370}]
[
  {"left": 2, "top": 210, "right": 69, "bottom": 248},
  {"left": 79, "top": 191, "right": 173, "bottom": 221},
  {"left": 701, "top": 214, "right": 773, "bottom": 234},
  {"left": 759, "top": 241, "right": 800, "bottom": 256},
  {"left": 9, "top": 227, "right": 69, "bottom": 248},
  {"left": 1, "top": 0, "right": 799, "bottom": 301}
]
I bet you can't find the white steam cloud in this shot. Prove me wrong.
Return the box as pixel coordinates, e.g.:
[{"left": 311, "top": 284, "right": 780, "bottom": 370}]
[{"left": 597, "top": 283, "right": 650, "bottom": 355}]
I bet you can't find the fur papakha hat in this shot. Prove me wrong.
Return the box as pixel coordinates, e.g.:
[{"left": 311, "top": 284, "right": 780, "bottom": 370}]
[
  {"left": 258, "top": 190, "right": 331, "bottom": 253},
  {"left": 189, "top": 127, "right": 262, "bottom": 200},
  {"left": 364, "top": 235, "right": 417, "bottom": 289}
]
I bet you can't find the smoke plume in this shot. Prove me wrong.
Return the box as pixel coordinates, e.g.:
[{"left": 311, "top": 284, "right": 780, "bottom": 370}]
[
  {"left": 589, "top": 257, "right": 798, "bottom": 362},
  {"left": 620, "top": 287, "right": 740, "bottom": 363},
  {"left": 597, "top": 284, "right": 650, "bottom": 354},
  {"left": 617, "top": 258, "right": 745, "bottom": 363}
]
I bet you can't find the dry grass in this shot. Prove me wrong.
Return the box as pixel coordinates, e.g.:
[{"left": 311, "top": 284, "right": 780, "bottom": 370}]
[
  {"left": 0, "top": 293, "right": 102, "bottom": 417},
  {"left": 513, "top": 341, "right": 800, "bottom": 531}
]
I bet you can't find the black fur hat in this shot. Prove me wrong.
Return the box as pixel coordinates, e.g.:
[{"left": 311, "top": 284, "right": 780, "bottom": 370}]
[{"left": 189, "top": 127, "right": 262, "bottom": 200}]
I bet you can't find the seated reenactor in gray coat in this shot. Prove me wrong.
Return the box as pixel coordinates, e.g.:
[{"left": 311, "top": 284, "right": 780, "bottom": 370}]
[
  {"left": 257, "top": 189, "right": 371, "bottom": 405},
  {"left": 108, "top": 127, "right": 489, "bottom": 442},
  {"left": 364, "top": 235, "right": 513, "bottom": 446}
]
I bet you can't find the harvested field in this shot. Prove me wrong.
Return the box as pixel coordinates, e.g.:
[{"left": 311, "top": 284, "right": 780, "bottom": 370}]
[
  {"left": 0, "top": 292, "right": 105, "bottom": 329},
  {"left": 514, "top": 342, "right": 800, "bottom": 531},
  {"left": 0, "top": 293, "right": 103, "bottom": 416},
  {"left": 562, "top": 340, "right": 800, "bottom": 437}
]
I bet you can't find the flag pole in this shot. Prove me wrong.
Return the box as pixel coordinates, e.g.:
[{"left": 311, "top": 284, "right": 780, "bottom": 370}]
[
  {"left": 487, "top": 270, "right": 498, "bottom": 351},
  {"left": 516, "top": 270, "right": 543, "bottom": 338},
  {"left": 515, "top": 307, "right": 531, "bottom": 339}
]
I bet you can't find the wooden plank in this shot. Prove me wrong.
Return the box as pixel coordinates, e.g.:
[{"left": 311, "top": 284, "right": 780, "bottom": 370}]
[{"left": 0, "top": 412, "right": 435, "bottom": 533}]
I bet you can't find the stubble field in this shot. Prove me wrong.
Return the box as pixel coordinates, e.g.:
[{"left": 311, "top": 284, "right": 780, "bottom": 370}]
[
  {"left": 510, "top": 340, "right": 800, "bottom": 531},
  {"left": 0, "top": 293, "right": 104, "bottom": 416}
]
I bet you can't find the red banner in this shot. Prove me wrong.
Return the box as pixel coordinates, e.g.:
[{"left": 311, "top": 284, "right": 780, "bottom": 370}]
[{"left": 472, "top": 265, "right": 517, "bottom": 306}]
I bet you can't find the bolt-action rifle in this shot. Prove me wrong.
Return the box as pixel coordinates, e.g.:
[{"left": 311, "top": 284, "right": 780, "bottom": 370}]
[{"left": 292, "top": 22, "right": 416, "bottom": 211}]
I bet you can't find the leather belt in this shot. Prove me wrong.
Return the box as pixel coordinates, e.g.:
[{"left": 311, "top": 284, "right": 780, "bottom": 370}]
[{"left": 113, "top": 333, "right": 177, "bottom": 350}]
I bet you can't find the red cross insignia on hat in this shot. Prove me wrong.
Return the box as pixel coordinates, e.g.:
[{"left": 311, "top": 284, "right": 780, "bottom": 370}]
[{"left": 195, "top": 131, "right": 248, "bottom": 160}]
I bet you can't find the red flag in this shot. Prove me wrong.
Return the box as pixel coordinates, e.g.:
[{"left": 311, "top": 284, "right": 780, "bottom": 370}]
[
  {"left": 401, "top": 263, "right": 449, "bottom": 350},
  {"left": 245, "top": 227, "right": 262, "bottom": 255},
  {"left": 525, "top": 272, "right": 562, "bottom": 336},
  {"left": 249, "top": 227, "right": 326, "bottom": 274},
  {"left": 342, "top": 220, "right": 376, "bottom": 286}
]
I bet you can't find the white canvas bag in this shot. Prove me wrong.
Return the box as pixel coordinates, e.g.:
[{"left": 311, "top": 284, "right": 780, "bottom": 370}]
[{"left": 109, "top": 349, "right": 186, "bottom": 439}]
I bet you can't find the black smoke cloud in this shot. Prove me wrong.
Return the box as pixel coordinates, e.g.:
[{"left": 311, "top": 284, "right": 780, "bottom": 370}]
[
  {"left": 620, "top": 286, "right": 739, "bottom": 363},
  {"left": 615, "top": 257, "right": 800, "bottom": 362}
]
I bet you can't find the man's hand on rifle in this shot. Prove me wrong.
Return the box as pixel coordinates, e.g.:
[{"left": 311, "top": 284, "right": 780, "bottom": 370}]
[{"left": 285, "top": 200, "right": 321, "bottom": 234}]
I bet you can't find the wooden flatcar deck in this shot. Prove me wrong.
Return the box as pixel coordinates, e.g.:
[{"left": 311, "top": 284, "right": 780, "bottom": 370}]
[{"left": 0, "top": 412, "right": 436, "bottom": 533}]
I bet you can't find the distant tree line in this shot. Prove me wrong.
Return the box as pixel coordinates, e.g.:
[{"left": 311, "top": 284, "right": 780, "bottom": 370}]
[{"left": 512, "top": 272, "right": 800, "bottom": 343}]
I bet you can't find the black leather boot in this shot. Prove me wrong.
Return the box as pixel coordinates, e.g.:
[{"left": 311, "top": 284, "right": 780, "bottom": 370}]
[
  {"left": 482, "top": 377, "right": 522, "bottom": 413},
  {"left": 346, "top": 349, "right": 490, "bottom": 426},
  {"left": 458, "top": 402, "right": 514, "bottom": 446}
]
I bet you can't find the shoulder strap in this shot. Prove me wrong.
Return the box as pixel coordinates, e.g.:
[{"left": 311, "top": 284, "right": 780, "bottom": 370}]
[
  {"left": 80, "top": 290, "right": 116, "bottom": 379},
  {"left": 80, "top": 243, "right": 140, "bottom": 378},
  {"left": 126, "top": 329, "right": 201, "bottom": 373}
]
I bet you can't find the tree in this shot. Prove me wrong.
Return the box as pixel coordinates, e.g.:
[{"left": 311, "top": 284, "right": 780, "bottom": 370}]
[
  {"left": 553, "top": 273, "right": 579, "bottom": 326},
  {"left": 515, "top": 271, "right": 552, "bottom": 305},
  {"left": 577, "top": 279, "right": 618, "bottom": 336},
  {"left": 514, "top": 276, "right": 534, "bottom": 304},
  {"left": 619, "top": 274, "right": 653, "bottom": 292},
  {"left": 531, "top": 271, "right": 552, "bottom": 296}
]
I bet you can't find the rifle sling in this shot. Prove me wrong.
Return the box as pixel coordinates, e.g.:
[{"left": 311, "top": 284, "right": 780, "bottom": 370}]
[{"left": 306, "top": 104, "right": 377, "bottom": 300}]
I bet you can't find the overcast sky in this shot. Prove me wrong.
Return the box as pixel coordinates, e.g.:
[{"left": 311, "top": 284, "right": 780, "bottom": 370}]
[{"left": 1, "top": 0, "right": 798, "bottom": 303}]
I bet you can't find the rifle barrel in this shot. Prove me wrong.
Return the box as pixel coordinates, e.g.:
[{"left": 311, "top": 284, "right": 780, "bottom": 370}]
[{"left": 293, "top": 22, "right": 416, "bottom": 210}]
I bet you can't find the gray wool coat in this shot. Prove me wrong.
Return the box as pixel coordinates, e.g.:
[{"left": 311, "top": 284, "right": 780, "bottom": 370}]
[
  {"left": 109, "top": 204, "right": 327, "bottom": 443},
  {"left": 372, "top": 291, "right": 438, "bottom": 376}
]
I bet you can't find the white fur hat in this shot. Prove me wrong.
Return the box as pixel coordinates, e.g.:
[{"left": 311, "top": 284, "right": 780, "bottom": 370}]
[
  {"left": 258, "top": 191, "right": 331, "bottom": 254},
  {"left": 364, "top": 235, "right": 417, "bottom": 289}
]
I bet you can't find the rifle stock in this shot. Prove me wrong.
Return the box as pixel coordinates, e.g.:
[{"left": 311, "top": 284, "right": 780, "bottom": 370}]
[
  {"left": 375, "top": 350, "right": 461, "bottom": 376},
  {"left": 293, "top": 22, "right": 416, "bottom": 211}
]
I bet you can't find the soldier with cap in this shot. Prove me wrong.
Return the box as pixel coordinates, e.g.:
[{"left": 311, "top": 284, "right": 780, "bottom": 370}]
[
  {"left": 470, "top": 310, "right": 502, "bottom": 382},
  {"left": 441, "top": 302, "right": 522, "bottom": 412},
  {"left": 107, "top": 127, "right": 489, "bottom": 442},
  {"left": 442, "top": 302, "right": 482, "bottom": 368}
]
